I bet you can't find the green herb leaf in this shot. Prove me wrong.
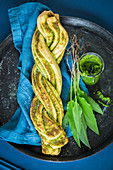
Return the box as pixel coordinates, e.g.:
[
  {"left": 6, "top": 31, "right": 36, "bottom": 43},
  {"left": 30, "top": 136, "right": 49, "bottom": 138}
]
[
  {"left": 73, "top": 101, "right": 82, "bottom": 135},
  {"left": 62, "top": 113, "right": 69, "bottom": 130},
  {"left": 67, "top": 100, "right": 81, "bottom": 147},
  {"left": 87, "top": 96, "right": 103, "bottom": 115},
  {"left": 79, "top": 115, "right": 91, "bottom": 148},
  {"left": 78, "top": 89, "right": 103, "bottom": 115},
  {"left": 78, "top": 96, "right": 99, "bottom": 135}
]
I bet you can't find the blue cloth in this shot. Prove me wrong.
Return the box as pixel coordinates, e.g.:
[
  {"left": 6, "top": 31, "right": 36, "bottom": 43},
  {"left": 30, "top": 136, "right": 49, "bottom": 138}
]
[{"left": 0, "top": 2, "right": 88, "bottom": 145}]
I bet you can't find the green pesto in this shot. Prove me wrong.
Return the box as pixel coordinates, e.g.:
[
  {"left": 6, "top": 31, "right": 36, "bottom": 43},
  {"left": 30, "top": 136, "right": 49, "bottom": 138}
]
[
  {"left": 97, "top": 91, "right": 111, "bottom": 107},
  {"left": 98, "top": 100, "right": 109, "bottom": 107},
  {"left": 80, "top": 54, "right": 102, "bottom": 76},
  {"left": 79, "top": 53, "right": 103, "bottom": 85}
]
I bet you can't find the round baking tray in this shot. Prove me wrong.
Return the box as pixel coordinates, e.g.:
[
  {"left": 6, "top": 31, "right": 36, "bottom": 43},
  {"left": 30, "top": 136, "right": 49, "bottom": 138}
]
[{"left": 0, "top": 16, "right": 113, "bottom": 162}]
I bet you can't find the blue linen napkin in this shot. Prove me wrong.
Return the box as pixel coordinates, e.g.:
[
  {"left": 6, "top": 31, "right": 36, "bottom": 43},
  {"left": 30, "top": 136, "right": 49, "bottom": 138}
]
[{"left": 0, "top": 2, "right": 88, "bottom": 145}]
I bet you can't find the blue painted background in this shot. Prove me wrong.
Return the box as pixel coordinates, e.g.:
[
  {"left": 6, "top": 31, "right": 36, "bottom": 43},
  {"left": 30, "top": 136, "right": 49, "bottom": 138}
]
[{"left": 0, "top": 0, "right": 113, "bottom": 169}]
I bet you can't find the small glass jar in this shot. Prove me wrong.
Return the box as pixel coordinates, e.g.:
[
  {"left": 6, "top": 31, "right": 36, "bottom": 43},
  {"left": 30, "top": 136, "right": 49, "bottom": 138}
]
[{"left": 79, "top": 52, "right": 104, "bottom": 85}]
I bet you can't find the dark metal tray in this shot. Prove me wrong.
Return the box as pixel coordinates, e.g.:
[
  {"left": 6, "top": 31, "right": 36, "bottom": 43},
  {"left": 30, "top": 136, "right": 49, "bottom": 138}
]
[{"left": 0, "top": 16, "right": 113, "bottom": 162}]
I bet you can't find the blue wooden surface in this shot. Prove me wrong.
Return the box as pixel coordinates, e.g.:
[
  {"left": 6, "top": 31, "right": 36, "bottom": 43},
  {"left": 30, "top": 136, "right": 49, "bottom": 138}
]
[{"left": 0, "top": 0, "right": 113, "bottom": 169}]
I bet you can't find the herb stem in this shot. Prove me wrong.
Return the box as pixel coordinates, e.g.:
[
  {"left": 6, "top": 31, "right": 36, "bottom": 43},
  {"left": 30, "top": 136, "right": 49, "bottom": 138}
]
[
  {"left": 73, "top": 69, "right": 77, "bottom": 102},
  {"left": 70, "top": 74, "right": 73, "bottom": 101}
]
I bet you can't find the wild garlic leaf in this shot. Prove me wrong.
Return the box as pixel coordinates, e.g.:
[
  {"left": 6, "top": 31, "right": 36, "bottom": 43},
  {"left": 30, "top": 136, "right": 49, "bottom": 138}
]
[
  {"left": 78, "top": 89, "right": 103, "bottom": 115},
  {"left": 67, "top": 100, "right": 81, "bottom": 147},
  {"left": 73, "top": 100, "right": 82, "bottom": 135},
  {"left": 79, "top": 114, "right": 91, "bottom": 148},
  {"left": 78, "top": 96, "right": 99, "bottom": 135},
  {"left": 62, "top": 113, "right": 69, "bottom": 130},
  {"left": 86, "top": 96, "right": 103, "bottom": 115}
]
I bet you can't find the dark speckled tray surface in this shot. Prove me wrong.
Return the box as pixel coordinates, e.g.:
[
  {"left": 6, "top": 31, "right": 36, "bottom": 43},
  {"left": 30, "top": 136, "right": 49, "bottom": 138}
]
[{"left": 0, "top": 16, "right": 113, "bottom": 162}]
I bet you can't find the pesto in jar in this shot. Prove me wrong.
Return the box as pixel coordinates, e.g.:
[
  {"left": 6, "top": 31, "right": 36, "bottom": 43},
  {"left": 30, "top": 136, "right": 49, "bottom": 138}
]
[{"left": 79, "top": 53, "right": 104, "bottom": 85}]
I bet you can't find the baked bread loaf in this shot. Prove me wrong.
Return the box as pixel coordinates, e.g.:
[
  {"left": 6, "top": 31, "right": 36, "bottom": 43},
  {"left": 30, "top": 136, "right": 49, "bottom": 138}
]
[{"left": 30, "top": 11, "right": 69, "bottom": 155}]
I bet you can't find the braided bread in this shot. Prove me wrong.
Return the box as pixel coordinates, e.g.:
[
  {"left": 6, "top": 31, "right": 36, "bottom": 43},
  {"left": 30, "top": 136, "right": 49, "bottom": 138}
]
[{"left": 30, "top": 11, "right": 69, "bottom": 155}]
